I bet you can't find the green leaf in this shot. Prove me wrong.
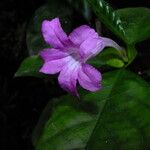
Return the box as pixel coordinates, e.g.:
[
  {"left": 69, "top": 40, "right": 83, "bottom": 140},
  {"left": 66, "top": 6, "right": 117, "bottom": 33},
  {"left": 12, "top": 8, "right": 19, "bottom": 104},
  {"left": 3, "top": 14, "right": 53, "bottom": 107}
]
[
  {"left": 116, "top": 7, "right": 150, "bottom": 44},
  {"left": 34, "top": 69, "right": 150, "bottom": 150},
  {"left": 126, "top": 45, "right": 137, "bottom": 66},
  {"left": 15, "top": 55, "right": 43, "bottom": 77},
  {"left": 106, "top": 58, "right": 124, "bottom": 68},
  {"left": 87, "top": 0, "right": 126, "bottom": 41},
  {"left": 26, "top": 1, "right": 73, "bottom": 55},
  {"left": 87, "top": 0, "right": 150, "bottom": 45}
]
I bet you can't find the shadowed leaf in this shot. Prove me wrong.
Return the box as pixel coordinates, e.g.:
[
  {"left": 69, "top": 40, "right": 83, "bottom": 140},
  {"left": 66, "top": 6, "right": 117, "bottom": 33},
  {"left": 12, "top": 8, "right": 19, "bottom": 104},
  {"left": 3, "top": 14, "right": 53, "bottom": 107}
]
[{"left": 34, "top": 69, "right": 150, "bottom": 150}]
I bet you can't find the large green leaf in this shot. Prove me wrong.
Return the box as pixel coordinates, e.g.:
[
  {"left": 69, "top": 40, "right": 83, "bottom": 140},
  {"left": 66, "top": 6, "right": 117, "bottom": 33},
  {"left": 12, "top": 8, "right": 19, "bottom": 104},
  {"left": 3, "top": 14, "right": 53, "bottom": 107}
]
[
  {"left": 116, "top": 7, "right": 150, "bottom": 44},
  {"left": 87, "top": 0, "right": 126, "bottom": 41},
  {"left": 26, "top": 1, "right": 73, "bottom": 55},
  {"left": 34, "top": 69, "right": 150, "bottom": 150},
  {"left": 87, "top": 0, "right": 150, "bottom": 45}
]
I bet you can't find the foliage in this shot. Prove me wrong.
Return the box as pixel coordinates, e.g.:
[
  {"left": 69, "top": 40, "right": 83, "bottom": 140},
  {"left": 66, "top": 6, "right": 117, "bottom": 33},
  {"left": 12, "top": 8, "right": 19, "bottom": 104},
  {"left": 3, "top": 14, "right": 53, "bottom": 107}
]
[{"left": 34, "top": 70, "right": 150, "bottom": 150}]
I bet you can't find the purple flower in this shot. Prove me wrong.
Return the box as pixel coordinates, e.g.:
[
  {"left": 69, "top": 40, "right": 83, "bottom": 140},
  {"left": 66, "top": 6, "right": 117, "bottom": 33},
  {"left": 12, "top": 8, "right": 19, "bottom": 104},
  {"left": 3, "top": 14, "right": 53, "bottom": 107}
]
[{"left": 39, "top": 18, "right": 121, "bottom": 96}]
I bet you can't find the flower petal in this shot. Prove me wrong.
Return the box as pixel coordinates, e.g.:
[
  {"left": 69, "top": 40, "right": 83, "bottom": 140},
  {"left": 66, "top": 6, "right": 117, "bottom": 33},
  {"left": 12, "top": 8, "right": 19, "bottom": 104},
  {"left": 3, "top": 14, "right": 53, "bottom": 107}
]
[
  {"left": 39, "top": 56, "right": 71, "bottom": 74},
  {"left": 78, "top": 64, "right": 102, "bottom": 91},
  {"left": 69, "top": 25, "right": 98, "bottom": 46},
  {"left": 80, "top": 37, "right": 104, "bottom": 61},
  {"left": 41, "top": 18, "right": 68, "bottom": 48},
  {"left": 58, "top": 59, "right": 80, "bottom": 96},
  {"left": 39, "top": 48, "right": 69, "bottom": 62},
  {"left": 101, "top": 37, "right": 122, "bottom": 50},
  {"left": 80, "top": 37, "right": 122, "bottom": 61}
]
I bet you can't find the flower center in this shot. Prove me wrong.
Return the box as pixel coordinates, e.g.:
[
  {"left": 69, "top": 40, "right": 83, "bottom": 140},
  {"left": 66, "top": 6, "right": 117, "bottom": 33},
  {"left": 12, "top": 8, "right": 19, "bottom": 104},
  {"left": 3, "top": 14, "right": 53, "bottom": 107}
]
[{"left": 67, "top": 47, "right": 82, "bottom": 63}]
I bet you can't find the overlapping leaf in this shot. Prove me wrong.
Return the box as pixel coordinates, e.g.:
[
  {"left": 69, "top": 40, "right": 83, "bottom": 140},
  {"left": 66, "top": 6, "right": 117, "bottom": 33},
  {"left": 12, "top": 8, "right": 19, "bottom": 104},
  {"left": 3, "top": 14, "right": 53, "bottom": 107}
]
[
  {"left": 116, "top": 7, "right": 150, "bottom": 44},
  {"left": 34, "top": 69, "right": 150, "bottom": 150},
  {"left": 87, "top": 0, "right": 126, "bottom": 41}
]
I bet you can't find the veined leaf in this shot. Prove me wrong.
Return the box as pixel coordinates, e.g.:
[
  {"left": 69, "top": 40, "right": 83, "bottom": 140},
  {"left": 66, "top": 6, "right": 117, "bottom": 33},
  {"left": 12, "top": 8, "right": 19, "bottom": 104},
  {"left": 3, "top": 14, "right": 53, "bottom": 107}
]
[
  {"left": 116, "top": 7, "right": 150, "bottom": 44},
  {"left": 34, "top": 69, "right": 150, "bottom": 150},
  {"left": 87, "top": 0, "right": 126, "bottom": 41}
]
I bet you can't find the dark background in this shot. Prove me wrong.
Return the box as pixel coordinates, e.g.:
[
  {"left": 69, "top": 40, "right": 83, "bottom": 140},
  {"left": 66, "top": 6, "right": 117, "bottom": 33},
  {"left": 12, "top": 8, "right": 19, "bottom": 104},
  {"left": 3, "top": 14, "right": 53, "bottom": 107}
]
[{"left": 0, "top": 0, "right": 150, "bottom": 149}]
